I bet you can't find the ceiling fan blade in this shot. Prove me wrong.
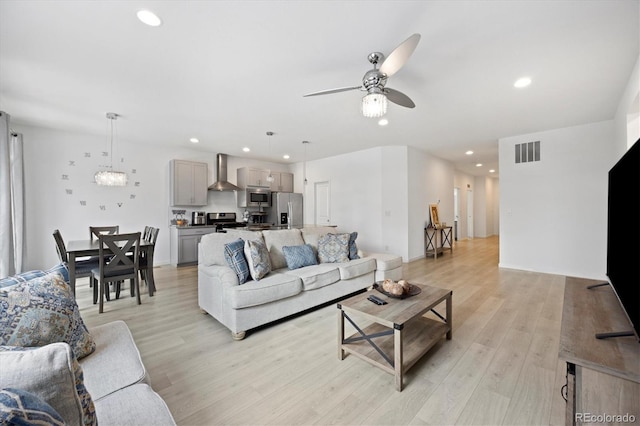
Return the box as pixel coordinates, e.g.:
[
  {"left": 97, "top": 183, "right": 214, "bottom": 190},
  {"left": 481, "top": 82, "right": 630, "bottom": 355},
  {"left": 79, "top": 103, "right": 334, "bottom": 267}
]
[
  {"left": 303, "top": 86, "right": 362, "bottom": 97},
  {"left": 379, "top": 33, "right": 421, "bottom": 77},
  {"left": 384, "top": 88, "right": 415, "bottom": 108}
]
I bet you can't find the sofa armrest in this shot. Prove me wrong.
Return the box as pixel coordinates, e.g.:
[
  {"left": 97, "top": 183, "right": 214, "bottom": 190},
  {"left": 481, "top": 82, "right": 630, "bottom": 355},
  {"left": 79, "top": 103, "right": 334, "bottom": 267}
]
[{"left": 198, "top": 264, "right": 240, "bottom": 325}]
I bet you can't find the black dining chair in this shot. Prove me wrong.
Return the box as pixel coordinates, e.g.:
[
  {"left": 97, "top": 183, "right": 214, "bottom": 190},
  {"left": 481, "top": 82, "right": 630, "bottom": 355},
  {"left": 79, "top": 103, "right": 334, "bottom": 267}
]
[
  {"left": 91, "top": 232, "right": 142, "bottom": 314},
  {"left": 53, "top": 229, "right": 99, "bottom": 280},
  {"left": 90, "top": 226, "right": 119, "bottom": 240}
]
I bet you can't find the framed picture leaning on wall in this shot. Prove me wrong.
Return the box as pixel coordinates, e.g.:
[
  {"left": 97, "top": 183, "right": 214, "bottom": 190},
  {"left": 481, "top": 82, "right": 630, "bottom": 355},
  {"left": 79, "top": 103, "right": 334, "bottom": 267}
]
[{"left": 429, "top": 203, "right": 440, "bottom": 228}]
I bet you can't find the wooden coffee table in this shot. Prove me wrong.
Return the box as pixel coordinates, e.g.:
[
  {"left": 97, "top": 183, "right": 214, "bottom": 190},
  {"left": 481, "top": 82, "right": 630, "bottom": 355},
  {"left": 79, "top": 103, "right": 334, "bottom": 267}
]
[{"left": 337, "top": 283, "right": 452, "bottom": 391}]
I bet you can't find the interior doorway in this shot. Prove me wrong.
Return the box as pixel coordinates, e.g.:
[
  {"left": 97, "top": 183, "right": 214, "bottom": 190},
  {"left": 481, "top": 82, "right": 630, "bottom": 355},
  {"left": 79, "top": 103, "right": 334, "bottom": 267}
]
[
  {"left": 467, "top": 189, "right": 474, "bottom": 239},
  {"left": 314, "top": 181, "right": 331, "bottom": 226},
  {"left": 454, "top": 187, "right": 460, "bottom": 241}
]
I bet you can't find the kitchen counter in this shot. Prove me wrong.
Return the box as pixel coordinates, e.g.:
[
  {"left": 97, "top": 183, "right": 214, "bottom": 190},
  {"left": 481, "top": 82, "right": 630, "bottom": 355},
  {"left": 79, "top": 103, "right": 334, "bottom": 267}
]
[{"left": 170, "top": 226, "right": 218, "bottom": 266}]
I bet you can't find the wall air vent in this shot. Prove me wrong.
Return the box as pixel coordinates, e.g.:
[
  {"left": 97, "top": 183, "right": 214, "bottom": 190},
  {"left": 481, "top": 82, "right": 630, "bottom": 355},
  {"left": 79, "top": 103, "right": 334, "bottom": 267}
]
[{"left": 515, "top": 141, "right": 540, "bottom": 163}]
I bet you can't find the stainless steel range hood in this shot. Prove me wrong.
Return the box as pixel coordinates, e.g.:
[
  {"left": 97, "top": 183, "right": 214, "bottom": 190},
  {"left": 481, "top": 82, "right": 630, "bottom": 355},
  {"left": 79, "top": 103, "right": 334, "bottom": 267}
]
[{"left": 208, "top": 154, "right": 241, "bottom": 191}]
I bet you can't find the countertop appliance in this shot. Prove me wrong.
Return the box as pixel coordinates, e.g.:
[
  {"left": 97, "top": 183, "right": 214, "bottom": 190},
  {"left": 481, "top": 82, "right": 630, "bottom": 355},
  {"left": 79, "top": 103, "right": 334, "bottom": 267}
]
[
  {"left": 206, "top": 212, "right": 248, "bottom": 232},
  {"left": 267, "top": 193, "right": 303, "bottom": 228},
  {"left": 192, "top": 211, "right": 206, "bottom": 226},
  {"left": 238, "top": 187, "right": 271, "bottom": 208}
]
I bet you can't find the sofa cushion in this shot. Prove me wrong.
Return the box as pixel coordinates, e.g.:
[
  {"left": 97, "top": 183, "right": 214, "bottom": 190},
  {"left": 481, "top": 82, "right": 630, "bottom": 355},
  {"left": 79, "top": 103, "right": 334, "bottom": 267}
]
[
  {"left": 79, "top": 320, "right": 149, "bottom": 401},
  {"left": 93, "top": 383, "right": 175, "bottom": 425},
  {"left": 0, "top": 387, "right": 65, "bottom": 425},
  {"left": 337, "top": 257, "right": 377, "bottom": 280},
  {"left": 318, "top": 233, "right": 350, "bottom": 263},
  {"left": 282, "top": 244, "right": 318, "bottom": 270},
  {"left": 262, "top": 229, "right": 305, "bottom": 270},
  {"left": 0, "top": 343, "right": 97, "bottom": 426},
  {"left": 281, "top": 264, "right": 341, "bottom": 291},
  {"left": 224, "top": 239, "right": 250, "bottom": 284},
  {"left": 244, "top": 239, "right": 272, "bottom": 281},
  {"left": 0, "top": 271, "right": 96, "bottom": 359},
  {"left": 228, "top": 273, "right": 302, "bottom": 309}
]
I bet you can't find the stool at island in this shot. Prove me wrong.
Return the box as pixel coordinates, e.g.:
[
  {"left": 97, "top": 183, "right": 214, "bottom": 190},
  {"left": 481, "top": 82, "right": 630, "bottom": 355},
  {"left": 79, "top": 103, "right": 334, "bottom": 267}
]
[{"left": 424, "top": 225, "right": 453, "bottom": 259}]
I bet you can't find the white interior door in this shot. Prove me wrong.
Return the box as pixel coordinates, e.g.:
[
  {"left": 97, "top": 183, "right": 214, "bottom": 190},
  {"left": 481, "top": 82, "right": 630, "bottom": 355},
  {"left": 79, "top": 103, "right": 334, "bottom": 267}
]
[
  {"left": 467, "top": 189, "right": 474, "bottom": 239},
  {"left": 314, "top": 181, "right": 330, "bottom": 226}
]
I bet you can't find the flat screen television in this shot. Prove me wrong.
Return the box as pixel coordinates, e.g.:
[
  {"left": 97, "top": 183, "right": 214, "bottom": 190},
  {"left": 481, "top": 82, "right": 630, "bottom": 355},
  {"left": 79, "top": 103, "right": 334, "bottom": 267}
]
[{"left": 604, "top": 138, "right": 640, "bottom": 341}]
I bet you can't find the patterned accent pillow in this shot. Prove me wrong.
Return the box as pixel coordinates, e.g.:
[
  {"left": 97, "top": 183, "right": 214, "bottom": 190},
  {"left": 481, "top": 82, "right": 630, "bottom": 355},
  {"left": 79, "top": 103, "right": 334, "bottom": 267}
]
[
  {"left": 0, "top": 272, "right": 96, "bottom": 359},
  {"left": 318, "top": 233, "right": 350, "bottom": 263},
  {"left": 348, "top": 232, "right": 360, "bottom": 259},
  {"left": 282, "top": 244, "right": 318, "bottom": 270},
  {"left": 244, "top": 239, "right": 271, "bottom": 281},
  {"left": 0, "top": 388, "right": 65, "bottom": 425},
  {"left": 0, "top": 344, "right": 97, "bottom": 426},
  {"left": 224, "top": 239, "right": 250, "bottom": 284},
  {"left": 0, "top": 263, "right": 69, "bottom": 289}
]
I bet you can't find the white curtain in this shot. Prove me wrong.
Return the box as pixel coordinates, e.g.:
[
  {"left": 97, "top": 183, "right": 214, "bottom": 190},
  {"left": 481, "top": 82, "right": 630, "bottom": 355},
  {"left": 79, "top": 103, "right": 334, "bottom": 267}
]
[{"left": 0, "top": 111, "right": 25, "bottom": 276}]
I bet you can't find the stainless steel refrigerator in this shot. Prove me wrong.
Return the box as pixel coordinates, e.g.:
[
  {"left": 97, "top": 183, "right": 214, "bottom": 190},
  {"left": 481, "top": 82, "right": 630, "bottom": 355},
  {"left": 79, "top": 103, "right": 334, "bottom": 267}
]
[{"left": 268, "top": 193, "right": 303, "bottom": 228}]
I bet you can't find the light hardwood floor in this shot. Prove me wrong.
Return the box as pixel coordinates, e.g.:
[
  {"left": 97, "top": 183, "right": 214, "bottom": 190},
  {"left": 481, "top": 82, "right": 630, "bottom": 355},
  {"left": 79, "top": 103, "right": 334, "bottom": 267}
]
[{"left": 75, "top": 236, "right": 569, "bottom": 425}]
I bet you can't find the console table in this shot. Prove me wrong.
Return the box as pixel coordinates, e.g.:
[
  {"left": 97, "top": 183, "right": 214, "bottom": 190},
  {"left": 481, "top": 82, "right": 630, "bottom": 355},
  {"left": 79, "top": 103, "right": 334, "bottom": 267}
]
[
  {"left": 424, "top": 226, "right": 453, "bottom": 259},
  {"left": 559, "top": 277, "right": 639, "bottom": 425}
]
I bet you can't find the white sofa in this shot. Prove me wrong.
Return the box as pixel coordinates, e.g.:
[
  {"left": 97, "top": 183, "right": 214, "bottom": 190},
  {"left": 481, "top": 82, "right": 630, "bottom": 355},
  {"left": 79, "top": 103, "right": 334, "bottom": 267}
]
[
  {"left": 0, "top": 264, "right": 176, "bottom": 425},
  {"left": 198, "top": 227, "right": 402, "bottom": 340},
  {"left": 0, "top": 320, "right": 175, "bottom": 425}
]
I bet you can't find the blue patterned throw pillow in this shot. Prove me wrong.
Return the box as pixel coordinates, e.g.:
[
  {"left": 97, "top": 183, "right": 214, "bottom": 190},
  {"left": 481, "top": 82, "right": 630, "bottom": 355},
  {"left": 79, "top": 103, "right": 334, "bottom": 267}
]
[
  {"left": 0, "top": 272, "right": 96, "bottom": 359},
  {"left": 348, "top": 232, "right": 360, "bottom": 259},
  {"left": 282, "top": 244, "right": 318, "bottom": 270},
  {"left": 318, "top": 233, "right": 350, "bottom": 263},
  {"left": 244, "top": 239, "right": 271, "bottom": 281},
  {"left": 224, "top": 239, "right": 250, "bottom": 284},
  {"left": 0, "top": 388, "right": 65, "bottom": 426}
]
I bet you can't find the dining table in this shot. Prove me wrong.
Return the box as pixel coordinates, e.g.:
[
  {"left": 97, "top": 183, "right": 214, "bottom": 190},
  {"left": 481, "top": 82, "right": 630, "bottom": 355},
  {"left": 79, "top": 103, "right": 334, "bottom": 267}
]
[{"left": 66, "top": 238, "right": 156, "bottom": 297}]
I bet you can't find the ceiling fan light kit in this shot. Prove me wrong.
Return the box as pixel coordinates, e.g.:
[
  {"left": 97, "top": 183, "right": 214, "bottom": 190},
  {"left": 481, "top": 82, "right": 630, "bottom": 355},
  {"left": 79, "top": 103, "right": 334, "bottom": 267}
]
[
  {"left": 362, "top": 92, "right": 388, "bottom": 118},
  {"left": 304, "top": 33, "right": 420, "bottom": 118}
]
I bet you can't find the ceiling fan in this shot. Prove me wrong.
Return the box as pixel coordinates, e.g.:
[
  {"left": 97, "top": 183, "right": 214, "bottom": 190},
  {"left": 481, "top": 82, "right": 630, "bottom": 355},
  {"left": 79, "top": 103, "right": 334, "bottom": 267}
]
[{"left": 303, "top": 33, "right": 421, "bottom": 118}]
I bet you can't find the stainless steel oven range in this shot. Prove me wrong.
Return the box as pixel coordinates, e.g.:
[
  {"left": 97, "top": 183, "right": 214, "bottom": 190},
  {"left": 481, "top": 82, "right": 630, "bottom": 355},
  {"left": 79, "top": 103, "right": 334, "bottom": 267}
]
[{"left": 206, "top": 212, "right": 248, "bottom": 232}]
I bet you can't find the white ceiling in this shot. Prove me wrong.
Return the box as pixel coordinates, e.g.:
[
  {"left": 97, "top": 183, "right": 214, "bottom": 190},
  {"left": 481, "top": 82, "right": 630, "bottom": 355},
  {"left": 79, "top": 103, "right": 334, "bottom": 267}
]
[{"left": 1, "top": 1, "right": 638, "bottom": 178}]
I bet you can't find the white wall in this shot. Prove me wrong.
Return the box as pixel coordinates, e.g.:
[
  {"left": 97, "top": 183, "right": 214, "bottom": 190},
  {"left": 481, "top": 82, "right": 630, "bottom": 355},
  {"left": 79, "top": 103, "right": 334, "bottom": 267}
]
[
  {"left": 15, "top": 123, "right": 295, "bottom": 271},
  {"left": 303, "top": 145, "right": 456, "bottom": 262},
  {"left": 498, "top": 120, "right": 615, "bottom": 279},
  {"left": 614, "top": 56, "right": 640, "bottom": 153}
]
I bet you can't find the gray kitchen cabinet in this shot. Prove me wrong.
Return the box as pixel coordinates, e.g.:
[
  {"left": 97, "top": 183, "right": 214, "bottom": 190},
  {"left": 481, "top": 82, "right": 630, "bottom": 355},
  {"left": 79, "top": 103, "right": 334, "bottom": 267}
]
[
  {"left": 170, "top": 226, "right": 217, "bottom": 266},
  {"left": 170, "top": 159, "right": 208, "bottom": 206},
  {"left": 237, "top": 167, "right": 271, "bottom": 188},
  {"left": 270, "top": 171, "right": 294, "bottom": 192},
  {"left": 237, "top": 167, "right": 293, "bottom": 191}
]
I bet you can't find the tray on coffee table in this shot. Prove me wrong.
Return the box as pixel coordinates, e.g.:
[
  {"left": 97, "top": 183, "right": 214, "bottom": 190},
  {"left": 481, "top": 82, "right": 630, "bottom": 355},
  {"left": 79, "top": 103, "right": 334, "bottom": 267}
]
[{"left": 373, "top": 281, "right": 422, "bottom": 299}]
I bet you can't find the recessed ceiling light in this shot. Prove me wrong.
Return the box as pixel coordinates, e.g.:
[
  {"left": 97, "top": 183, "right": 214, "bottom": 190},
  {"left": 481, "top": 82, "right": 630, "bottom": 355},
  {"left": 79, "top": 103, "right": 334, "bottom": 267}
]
[
  {"left": 189, "top": 138, "right": 199, "bottom": 143},
  {"left": 378, "top": 118, "right": 389, "bottom": 126},
  {"left": 137, "top": 10, "right": 162, "bottom": 27},
  {"left": 242, "top": 147, "right": 250, "bottom": 152},
  {"left": 466, "top": 150, "right": 474, "bottom": 155},
  {"left": 476, "top": 163, "right": 483, "bottom": 167},
  {"left": 514, "top": 77, "right": 532, "bottom": 88},
  {"left": 489, "top": 169, "right": 495, "bottom": 173},
  {"left": 283, "top": 154, "right": 290, "bottom": 159}
]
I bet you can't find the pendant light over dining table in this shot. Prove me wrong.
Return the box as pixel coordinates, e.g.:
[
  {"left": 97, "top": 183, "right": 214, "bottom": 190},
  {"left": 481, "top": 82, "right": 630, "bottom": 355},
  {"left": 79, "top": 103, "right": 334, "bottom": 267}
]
[
  {"left": 95, "top": 112, "right": 128, "bottom": 186},
  {"left": 266, "top": 131, "right": 275, "bottom": 183}
]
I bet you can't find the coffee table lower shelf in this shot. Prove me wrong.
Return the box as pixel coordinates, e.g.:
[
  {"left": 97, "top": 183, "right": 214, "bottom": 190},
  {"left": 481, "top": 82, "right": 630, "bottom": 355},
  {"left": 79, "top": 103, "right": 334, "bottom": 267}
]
[{"left": 340, "top": 316, "right": 450, "bottom": 390}]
